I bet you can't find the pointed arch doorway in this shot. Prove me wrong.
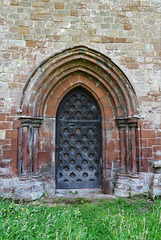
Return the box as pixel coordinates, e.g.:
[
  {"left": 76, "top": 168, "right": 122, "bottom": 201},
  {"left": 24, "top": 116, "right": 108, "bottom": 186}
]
[
  {"left": 19, "top": 46, "right": 139, "bottom": 196},
  {"left": 56, "top": 87, "right": 102, "bottom": 189}
]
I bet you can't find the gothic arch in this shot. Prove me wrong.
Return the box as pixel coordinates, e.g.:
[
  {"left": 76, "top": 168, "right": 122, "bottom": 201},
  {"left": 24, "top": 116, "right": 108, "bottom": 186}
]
[
  {"left": 19, "top": 46, "right": 139, "bottom": 193},
  {"left": 20, "top": 45, "right": 138, "bottom": 118}
]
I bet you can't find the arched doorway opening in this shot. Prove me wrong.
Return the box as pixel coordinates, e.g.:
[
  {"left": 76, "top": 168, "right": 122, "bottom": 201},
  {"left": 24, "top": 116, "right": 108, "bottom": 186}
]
[
  {"left": 18, "top": 46, "right": 139, "bottom": 195},
  {"left": 56, "top": 87, "right": 102, "bottom": 189}
]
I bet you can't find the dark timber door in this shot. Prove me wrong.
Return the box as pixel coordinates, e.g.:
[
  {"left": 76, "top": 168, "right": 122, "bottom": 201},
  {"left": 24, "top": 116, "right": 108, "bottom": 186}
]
[{"left": 56, "top": 87, "right": 101, "bottom": 189}]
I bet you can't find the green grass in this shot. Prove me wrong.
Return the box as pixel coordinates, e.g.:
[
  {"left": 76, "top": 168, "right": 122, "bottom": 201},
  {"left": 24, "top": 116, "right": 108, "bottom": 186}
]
[{"left": 0, "top": 197, "right": 161, "bottom": 240}]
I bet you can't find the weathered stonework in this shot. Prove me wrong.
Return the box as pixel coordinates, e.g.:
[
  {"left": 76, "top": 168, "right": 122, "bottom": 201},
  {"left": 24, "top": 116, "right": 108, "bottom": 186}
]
[{"left": 0, "top": 0, "right": 160, "bottom": 199}]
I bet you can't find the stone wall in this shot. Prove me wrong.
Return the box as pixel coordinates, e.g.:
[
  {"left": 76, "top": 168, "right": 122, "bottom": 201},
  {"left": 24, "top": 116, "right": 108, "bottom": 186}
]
[{"left": 0, "top": 0, "right": 161, "bottom": 199}]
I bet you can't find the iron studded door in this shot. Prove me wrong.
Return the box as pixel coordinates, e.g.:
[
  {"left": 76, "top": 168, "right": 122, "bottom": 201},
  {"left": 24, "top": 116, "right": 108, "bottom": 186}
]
[{"left": 56, "top": 87, "right": 101, "bottom": 189}]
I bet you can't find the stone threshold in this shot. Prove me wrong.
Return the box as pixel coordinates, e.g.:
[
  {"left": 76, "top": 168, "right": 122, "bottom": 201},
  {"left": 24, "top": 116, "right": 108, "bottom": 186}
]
[{"left": 55, "top": 188, "right": 116, "bottom": 199}]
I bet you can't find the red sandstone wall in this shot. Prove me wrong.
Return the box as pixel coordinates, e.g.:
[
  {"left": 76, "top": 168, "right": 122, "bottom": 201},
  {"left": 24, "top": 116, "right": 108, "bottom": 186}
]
[{"left": 138, "top": 121, "right": 161, "bottom": 172}]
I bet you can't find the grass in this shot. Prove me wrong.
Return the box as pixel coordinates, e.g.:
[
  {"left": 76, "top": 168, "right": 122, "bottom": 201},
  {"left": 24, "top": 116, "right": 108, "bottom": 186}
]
[{"left": 0, "top": 196, "right": 161, "bottom": 240}]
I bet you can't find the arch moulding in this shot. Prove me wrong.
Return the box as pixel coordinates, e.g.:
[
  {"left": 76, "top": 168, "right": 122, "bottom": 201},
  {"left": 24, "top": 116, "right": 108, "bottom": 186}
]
[{"left": 18, "top": 46, "right": 139, "bottom": 194}]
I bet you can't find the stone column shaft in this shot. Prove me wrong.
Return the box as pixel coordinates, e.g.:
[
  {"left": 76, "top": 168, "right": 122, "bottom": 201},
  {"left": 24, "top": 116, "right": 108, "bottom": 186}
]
[
  {"left": 116, "top": 119, "right": 127, "bottom": 175},
  {"left": 120, "top": 128, "right": 126, "bottom": 173},
  {"left": 22, "top": 127, "right": 28, "bottom": 175},
  {"left": 19, "top": 117, "right": 43, "bottom": 179},
  {"left": 32, "top": 119, "right": 42, "bottom": 176},
  {"left": 131, "top": 127, "right": 137, "bottom": 173},
  {"left": 127, "top": 118, "right": 138, "bottom": 177},
  {"left": 33, "top": 128, "right": 38, "bottom": 172},
  {"left": 20, "top": 119, "right": 32, "bottom": 180}
]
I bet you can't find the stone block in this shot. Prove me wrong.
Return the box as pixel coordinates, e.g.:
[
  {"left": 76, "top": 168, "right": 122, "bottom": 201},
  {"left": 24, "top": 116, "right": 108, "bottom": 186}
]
[
  {"left": 124, "top": 24, "right": 132, "bottom": 30},
  {"left": 114, "top": 175, "right": 130, "bottom": 197},
  {"left": 32, "top": 181, "right": 44, "bottom": 192},
  {"left": 44, "top": 179, "right": 55, "bottom": 195},
  {"left": 6, "top": 130, "right": 17, "bottom": 139},
  {"left": 114, "top": 173, "right": 155, "bottom": 197},
  {"left": 0, "top": 73, "right": 13, "bottom": 82},
  {"left": 151, "top": 85, "right": 160, "bottom": 92},
  {"left": 153, "top": 160, "right": 161, "bottom": 173},
  {"left": 150, "top": 174, "right": 161, "bottom": 198},
  {"left": 8, "top": 39, "right": 26, "bottom": 47},
  {"left": 114, "top": 188, "right": 129, "bottom": 197},
  {"left": 0, "top": 82, "right": 8, "bottom": 90},
  {"left": 0, "top": 166, "right": 10, "bottom": 176},
  {"left": 54, "top": 3, "right": 64, "bottom": 9},
  {"left": 26, "top": 40, "right": 37, "bottom": 47},
  {"left": 32, "top": 2, "right": 44, "bottom": 7},
  {"left": 101, "top": 36, "right": 114, "bottom": 43},
  {"left": 0, "top": 117, "right": 5, "bottom": 128},
  {"left": 0, "top": 25, "right": 8, "bottom": 33},
  {"left": 70, "top": 10, "right": 78, "bottom": 16},
  {"left": 146, "top": 44, "right": 154, "bottom": 51},
  {"left": 0, "top": 189, "right": 12, "bottom": 198},
  {"left": 0, "top": 178, "right": 12, "bottom": 187},
  {"left": 153, "top": 160, "right": 161, "bottom": 168},
  {"left": 30, "top": 14, "right": 44, "bottom": 21},
  {"left": 109, "top": 29, "right": 118, "bottom": 37},
  {"left": 20, "top": 1, "right": 31, "bottom": 7},
  {"left": 30, "top": 191, "right": 44, "bottom": 200},
  {"left": 0, "top": 130, "right": 6, "bottom": 139},
  {"left": 10, "top": 0, "right": 19, "bottom": 6},
  {"left": 13, "top": 59, "right": 27, "bottom": 67},
  {"left": 115, "top": 38, "right": 126, "bottom": 43},
  {"left": 10, "top": 179, "right": 44, "bottom": 200},
  {"left": 2, "top": 0, "right": 10, "bottom": 6},
  {"left": 142, "top": 148, "right": 152, "bottom": 157},
  {"left": 138, "top": 173, "right": 154, "bottom": 193}
]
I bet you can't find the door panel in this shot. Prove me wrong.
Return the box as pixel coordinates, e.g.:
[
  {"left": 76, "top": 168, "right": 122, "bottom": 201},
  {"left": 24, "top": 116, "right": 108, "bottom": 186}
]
[{"left": 56, "top": 87, "right": 101, "bottom": 189}]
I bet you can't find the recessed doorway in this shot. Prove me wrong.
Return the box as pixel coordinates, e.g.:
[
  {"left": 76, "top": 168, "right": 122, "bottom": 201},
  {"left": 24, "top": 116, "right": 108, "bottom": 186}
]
[{"left": 56, "top": 87, "right": 102, "bottom": 189}]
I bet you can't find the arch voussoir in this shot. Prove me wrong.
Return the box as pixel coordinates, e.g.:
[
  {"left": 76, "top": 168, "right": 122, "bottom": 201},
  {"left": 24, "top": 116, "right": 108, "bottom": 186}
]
[{"left": 21, "top": 46, "right": 138, "bottom": 119}]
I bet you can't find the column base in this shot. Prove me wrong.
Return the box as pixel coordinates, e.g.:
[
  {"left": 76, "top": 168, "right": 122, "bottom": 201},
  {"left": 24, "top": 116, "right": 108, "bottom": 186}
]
[
  {"left": 114, "top": 174, "right": 130, "bottom": 197},
  {"left": 32, "top": 171, "right": 41, "bottom": 179},
  {"left": 118, "top": 169, "right": 127, "bottom": 176},
  {"left": 129, "top": 172, "right": 139, "bottom": 178},
  {"left": 19, "top": 174, "right": 30, "bottom": 181}
]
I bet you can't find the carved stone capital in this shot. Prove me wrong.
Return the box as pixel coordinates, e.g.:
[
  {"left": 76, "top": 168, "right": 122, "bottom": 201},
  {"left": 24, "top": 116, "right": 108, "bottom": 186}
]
[
  {"left": 19, "top": 116, "right": 43, "bottom": 128},
  {"left": 32, "top": 119, "right": 43, "bottom": 128},
  {"left": 127, "top": 117, "right": 138, "bottom": 128},
  {"left": 20, "top": 118, "right": 32, "bottom": 128},
  {"left": 116, "top": 118, "right": 127, "bottom": 129}
]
